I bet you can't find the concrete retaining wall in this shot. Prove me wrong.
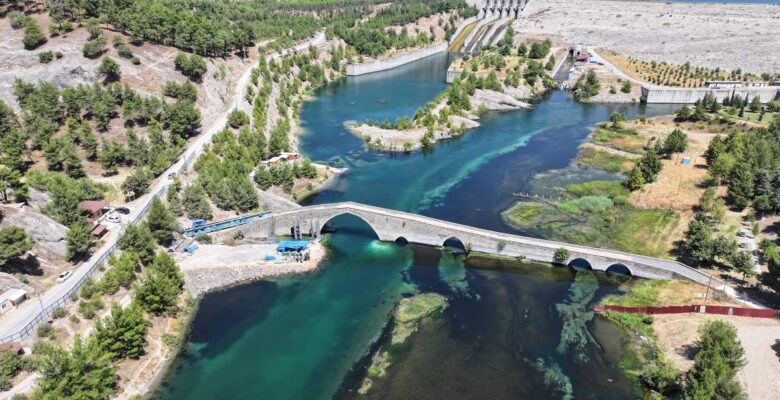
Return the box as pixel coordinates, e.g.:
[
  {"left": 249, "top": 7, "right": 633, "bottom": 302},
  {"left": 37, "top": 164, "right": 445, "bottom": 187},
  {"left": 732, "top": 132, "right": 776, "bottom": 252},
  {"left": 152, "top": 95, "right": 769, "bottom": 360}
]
[
  {"left": 345, "top": 43, "right": 448, "bottom": 76},
  {"left": 642, "top": 86, "right": 779, "bottom": 104},
  {"left": 446, "top": 68, "right": 462, "bottom": 83}
]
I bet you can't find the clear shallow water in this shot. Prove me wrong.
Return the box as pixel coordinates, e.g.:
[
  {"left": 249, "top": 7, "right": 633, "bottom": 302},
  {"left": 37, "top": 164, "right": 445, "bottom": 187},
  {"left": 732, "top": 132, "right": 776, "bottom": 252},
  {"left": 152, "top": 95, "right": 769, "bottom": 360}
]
[{"left": 157, "top": 53, "right": 679, "bottom": 399}]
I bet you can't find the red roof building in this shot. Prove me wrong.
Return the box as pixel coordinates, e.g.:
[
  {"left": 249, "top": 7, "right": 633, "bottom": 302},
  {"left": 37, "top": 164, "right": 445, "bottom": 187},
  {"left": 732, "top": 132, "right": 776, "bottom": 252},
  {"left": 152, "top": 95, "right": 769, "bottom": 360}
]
[
  {"left": 79, "top": 200, "right": 108, "bottom": 219},
  {"left": 91, "top": 224, "right": 108, "bottom": 238}
]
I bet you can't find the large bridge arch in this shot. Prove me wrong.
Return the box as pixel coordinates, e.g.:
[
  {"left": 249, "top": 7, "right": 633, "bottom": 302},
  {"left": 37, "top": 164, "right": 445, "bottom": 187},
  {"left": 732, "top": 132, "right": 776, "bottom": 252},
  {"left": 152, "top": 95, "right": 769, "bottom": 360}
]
[{"left": 314, "top": 211, "right": 380, "bottom": 239}]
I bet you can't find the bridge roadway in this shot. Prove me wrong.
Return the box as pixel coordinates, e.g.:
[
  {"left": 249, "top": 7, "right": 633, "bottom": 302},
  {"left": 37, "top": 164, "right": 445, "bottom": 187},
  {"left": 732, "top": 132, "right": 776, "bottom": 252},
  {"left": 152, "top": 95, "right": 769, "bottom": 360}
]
[{"left": 243, "top": 202, "right": 725, "bottom": 289}]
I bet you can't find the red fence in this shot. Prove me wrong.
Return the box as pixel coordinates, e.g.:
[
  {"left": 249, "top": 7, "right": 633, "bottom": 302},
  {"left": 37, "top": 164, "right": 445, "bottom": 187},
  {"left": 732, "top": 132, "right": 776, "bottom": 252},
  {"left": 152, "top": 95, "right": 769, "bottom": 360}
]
[{"left": 594, "top": 304, "right": 780, "bottom": 319}]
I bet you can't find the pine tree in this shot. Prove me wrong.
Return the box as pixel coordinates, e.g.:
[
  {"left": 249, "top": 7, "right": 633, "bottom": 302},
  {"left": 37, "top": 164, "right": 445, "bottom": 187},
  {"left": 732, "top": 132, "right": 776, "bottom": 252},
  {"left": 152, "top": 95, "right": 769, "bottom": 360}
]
[
  {"left": 66, "top": 222, "right": 92, "bottom": 261},
  {"left": 182, "top": 184, "right": 212, "bottom": 220},
  {"left": 254, "top": 167, "right": 274, "bottom": 190},
  {"left": 32, "top": 336, "right": 117, "bottom": 400},
  {"left": 79, "top": 124, "right": 98, "bottom": 160},
  {"left": 93, "top": 302, "right": 150, "bottom": 360},
  {"left": 146, "top": 197, "right": 177, "bottom": 245},
  {"left": 134, "top": 253, "right": 183, "bottom": 316},
  {"left": 683, "top": 213, "right": 714, "bottom": 265},
  {"left": 61, "top": 140, "right": 85, "bottom": 179},
  {"left": 118, "top": 223, "right": 156, "bottom": 265},
  {"left": 685, "top": 320, "right": 746, "bottom": 400},
  {"left": 727, "top": 167, "right": 754, "bottom": 209},
  {"left": 626, "top": 166, "right": 645, "bottom": 191}
]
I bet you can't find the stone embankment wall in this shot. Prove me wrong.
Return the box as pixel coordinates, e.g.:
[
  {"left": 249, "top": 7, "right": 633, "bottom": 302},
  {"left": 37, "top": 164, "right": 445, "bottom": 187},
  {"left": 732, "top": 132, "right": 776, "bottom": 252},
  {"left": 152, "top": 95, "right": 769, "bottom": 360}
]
[
  {"left": 446, "top": 68, "right": 461, "bottom": 83},
  {"left": 345, "top": 43, "right": 448, "bottom": 76},
  {"left": 642, "top": 86, "right": 779, "bottom": 104}
]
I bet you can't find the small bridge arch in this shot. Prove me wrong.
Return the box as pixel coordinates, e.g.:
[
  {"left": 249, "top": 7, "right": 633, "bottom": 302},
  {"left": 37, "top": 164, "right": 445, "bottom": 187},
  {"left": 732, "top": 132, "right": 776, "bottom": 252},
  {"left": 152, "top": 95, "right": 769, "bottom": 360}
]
[
  {"left": 442, "top": 237, "right": 467, "bottom": 252},
  {"left": 606, "top": 263, "right": 633, "bottom": 277},
  {"left": 568, "top": 258, "right": 593, "bottom": 270},
  {"left": 395, "top": 236, "right": 409, "bottom": 246}
]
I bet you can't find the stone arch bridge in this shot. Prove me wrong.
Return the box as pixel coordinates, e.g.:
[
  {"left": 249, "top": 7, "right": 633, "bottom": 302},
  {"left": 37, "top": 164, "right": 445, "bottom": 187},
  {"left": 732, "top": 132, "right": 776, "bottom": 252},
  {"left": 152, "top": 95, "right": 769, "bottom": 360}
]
[{"left": 242, "top": 202, "right": 724, "bottom": 289}]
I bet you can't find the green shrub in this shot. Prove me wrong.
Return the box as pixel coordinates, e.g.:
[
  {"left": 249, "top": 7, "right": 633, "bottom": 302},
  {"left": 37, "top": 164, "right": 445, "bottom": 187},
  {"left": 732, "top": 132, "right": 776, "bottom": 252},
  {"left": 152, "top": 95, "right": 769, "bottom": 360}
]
[
  {"left": 194, "top": 234, "right": 212, "bottom": 244},
  {"left": 51, "top": 307, "right": 67, "bottom": 319},
  {"left": 553, "top": 248, "right": 570, "bottom": 264},
  {"left": 82, "top": 38, "right": 107, "bottom": 58},
  {"left": 37, "top": 323, "right": 54, "bottom": 338},
  {"left": 38, "top": 51, "right": 54, "bottom": 64},
  {"left": 22, "top": 18, "right": 47, "bottom": 50}
]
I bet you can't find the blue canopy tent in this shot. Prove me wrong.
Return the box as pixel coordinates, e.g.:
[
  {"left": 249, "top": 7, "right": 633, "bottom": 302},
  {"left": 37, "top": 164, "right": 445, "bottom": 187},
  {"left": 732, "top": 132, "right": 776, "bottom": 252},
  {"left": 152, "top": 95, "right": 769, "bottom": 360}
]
[{"left": 276, "top": 240, "right": 309, "bottom": 252}]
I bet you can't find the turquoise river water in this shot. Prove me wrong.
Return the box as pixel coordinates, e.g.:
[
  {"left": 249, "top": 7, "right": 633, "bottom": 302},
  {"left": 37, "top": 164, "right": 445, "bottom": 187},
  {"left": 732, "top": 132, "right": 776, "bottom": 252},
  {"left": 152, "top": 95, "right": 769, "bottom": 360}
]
[{"left": 156, "top": 53, "right": 680, "bottom": 399}]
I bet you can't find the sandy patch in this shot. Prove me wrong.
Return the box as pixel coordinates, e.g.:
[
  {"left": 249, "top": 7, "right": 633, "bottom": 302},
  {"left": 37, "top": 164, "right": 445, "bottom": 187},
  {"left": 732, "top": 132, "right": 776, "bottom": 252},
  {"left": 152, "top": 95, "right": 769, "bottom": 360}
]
[
  {"left": 653, "top": 313, "right": 780, "bottom": 400},
  {"left": 177, "top": 242, "right": 326, "bottom": 297},
  {"left": 515, "top": 0, "right": 780, "bottom": 74}
]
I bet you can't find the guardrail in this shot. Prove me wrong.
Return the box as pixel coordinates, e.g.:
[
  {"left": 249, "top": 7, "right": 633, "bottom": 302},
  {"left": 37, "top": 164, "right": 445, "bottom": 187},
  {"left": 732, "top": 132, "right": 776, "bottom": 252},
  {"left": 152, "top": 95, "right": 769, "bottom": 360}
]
[
  {"left": 0, "top": 32, "right": 326, "bottom": 344},
  {"left": 0, "top": 186, "right": 169, "bottom": 344}
]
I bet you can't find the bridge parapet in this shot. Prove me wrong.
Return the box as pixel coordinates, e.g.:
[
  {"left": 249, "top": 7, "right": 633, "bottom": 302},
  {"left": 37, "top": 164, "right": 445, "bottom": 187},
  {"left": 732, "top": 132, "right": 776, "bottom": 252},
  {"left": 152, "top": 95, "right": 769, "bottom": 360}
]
[{"left": 241, "top": 202, "right": 724, "bottom": 290}]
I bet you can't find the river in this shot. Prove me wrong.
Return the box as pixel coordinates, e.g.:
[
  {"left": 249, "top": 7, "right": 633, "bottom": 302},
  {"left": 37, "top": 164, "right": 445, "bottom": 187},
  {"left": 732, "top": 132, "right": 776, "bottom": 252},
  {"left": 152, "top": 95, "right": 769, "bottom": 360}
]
[{"left": 156, "top": 53, "right": 678, "bottom": 399}]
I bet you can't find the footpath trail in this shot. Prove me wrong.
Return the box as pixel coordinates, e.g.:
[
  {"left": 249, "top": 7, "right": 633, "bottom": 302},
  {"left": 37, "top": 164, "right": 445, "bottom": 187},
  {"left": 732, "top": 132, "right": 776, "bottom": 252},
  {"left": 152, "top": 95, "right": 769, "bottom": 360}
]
[{"left": 0, "top": 32, "right": 326, "bottom": 342}]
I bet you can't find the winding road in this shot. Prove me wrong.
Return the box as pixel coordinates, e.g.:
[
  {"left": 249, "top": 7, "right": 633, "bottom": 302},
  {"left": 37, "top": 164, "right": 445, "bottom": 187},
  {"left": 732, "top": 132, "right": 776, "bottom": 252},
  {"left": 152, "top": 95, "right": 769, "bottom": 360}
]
[{"left": 0, "top": 32, "right": 327, "bottom": 343}]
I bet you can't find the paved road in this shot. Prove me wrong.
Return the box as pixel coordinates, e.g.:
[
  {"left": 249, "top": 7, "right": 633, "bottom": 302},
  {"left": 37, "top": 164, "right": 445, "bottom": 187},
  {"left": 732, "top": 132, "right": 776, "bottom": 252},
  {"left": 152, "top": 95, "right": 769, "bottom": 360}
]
[{"left": 0, "top": 32, "right": 327, "bottom": 342}]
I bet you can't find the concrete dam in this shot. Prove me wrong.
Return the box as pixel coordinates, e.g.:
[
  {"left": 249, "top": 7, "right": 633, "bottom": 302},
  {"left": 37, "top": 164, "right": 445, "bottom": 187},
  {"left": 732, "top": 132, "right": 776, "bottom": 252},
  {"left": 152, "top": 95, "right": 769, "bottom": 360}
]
[{"left": 450, "top": 0, "right": 529, "bottom": 54}]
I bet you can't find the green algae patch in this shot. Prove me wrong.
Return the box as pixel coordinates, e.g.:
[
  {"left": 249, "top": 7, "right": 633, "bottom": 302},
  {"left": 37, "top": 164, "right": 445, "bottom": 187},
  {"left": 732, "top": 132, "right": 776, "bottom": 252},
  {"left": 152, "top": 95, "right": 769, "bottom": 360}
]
[{"left": 359, "top": 293, "right": 448, "bottom": 394}]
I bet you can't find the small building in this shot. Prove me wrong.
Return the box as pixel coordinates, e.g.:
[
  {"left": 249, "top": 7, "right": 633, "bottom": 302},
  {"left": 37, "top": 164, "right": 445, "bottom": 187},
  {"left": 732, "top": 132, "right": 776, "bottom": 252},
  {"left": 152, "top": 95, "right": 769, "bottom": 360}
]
[
  {"left": 79, "top": 199, "right": 109, "bottom": 221},
  {"left": 705, "top": 80, "right": 744, "bottom": 89},
  {"left": 0, "top": 288, "right": 28, "bottom": 314},
  {"left": 90, "top": 224, "right": 108, "bottom": 238},
  {"left": 704, "top": 80, "right": 769, "bottom": 89},
  {"left": 260, "top": 152, "right": 302, "bottom": 169}
]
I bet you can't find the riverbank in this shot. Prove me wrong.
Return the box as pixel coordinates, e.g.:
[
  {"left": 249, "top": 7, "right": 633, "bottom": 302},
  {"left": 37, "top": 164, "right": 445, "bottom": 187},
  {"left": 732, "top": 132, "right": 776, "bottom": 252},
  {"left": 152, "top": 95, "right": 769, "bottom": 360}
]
[
  {"left": 599, "top": 278, "right": 779, "bottom": 399},
  {"left": 347, "top": 86, "right": 531, "bottom": 151},
  {"left": 176, "top": 242, "right": 327, "bottom": 297}
]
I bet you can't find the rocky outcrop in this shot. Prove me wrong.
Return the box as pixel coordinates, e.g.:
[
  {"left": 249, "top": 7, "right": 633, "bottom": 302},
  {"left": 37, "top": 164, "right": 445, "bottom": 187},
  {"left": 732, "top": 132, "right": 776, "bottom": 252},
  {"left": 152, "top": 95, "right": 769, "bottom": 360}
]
[
  {"left": 449, "top": 115, "right": 480, "bottom": 130},
  {"left": 1, "top": 206, "right": 68, "bottom": 260},
  {"left": 472, "top": 89, "right": 532, "bottom": 111},
  {"left": 26, "top": 188, "right": 51, "bottom": 212}
]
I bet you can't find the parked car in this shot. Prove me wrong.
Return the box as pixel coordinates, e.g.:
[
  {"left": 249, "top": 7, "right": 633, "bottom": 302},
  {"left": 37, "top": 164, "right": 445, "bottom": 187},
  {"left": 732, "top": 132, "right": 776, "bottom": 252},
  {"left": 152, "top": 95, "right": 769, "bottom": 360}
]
[
  {"left": 106, "top": 213, "right": 121, "bottom": 223},
  {"left": 115, "top": 207, "right": 131, "bottom": 215},
  {"left": 56, "top": 271, "right": 73, "bottom": 283},
  {"left": 737, "top": 228, "right": 752, "bottom": 238}
]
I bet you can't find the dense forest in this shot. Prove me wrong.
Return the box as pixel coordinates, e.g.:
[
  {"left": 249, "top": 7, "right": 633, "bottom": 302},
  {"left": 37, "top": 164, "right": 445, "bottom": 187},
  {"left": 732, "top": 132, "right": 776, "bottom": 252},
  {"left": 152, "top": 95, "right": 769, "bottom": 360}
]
[
  {"left": 2, "top": 0, "right": 472, "bottom": 57},
  {"left": 331, "top": 0, "right": 474, "bottom": 56}
]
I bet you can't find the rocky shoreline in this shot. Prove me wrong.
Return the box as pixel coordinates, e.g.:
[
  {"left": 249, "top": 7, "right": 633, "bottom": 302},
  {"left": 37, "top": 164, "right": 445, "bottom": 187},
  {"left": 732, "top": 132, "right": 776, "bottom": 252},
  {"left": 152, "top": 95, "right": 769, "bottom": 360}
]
[
  {"left": 180, "top": 242, "right": 327, "bottom": 298},
  {"left": 347, "top": 89, "right": 531, "bottom": 151}
]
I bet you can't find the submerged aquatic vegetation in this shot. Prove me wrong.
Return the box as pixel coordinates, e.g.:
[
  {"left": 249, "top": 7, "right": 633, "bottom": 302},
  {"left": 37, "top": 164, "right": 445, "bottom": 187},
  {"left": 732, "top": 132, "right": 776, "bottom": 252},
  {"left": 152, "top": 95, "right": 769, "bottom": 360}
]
[
  {"left": 359, "top": 292, "right": 448, "bottom": 394},
  {"left": 438, "top": 250, "right": 470, "bottom": 295},
  {"left": 533, "top": 357, "right": 574, "bottom": 400},
  {"left": 556, "top": 270, "right": 600, "bottom": 363}
]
